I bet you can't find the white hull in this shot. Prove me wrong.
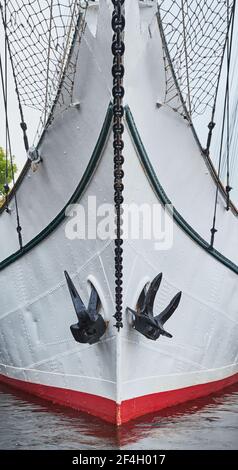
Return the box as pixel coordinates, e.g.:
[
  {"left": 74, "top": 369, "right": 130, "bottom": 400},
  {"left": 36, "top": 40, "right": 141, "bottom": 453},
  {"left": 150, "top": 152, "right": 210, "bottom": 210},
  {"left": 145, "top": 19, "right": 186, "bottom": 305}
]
[{"left": 0, "top": 1, "right": 237, "bottom": 424}]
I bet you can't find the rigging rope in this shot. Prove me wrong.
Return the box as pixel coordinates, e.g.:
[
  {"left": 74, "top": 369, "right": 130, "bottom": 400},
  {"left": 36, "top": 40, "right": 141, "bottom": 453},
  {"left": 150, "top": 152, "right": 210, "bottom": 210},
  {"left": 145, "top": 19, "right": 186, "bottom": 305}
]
[
  {"left": 209, "top": 1, "right": 236, "bottom": 246},
  {"left": 225, "top": 0, "right": 236, "bottom": 210},
  {"left": 210, "top": 100, "right": 226, "bottom": 248},
  {"left": 158, "top": 0, "right": 234, "bottom": 117},
  {"left": 0, "top": 1, "right": 87, "bottom": 247},
  {"left": 205, "top": 3, "right": 235, "bottom": 157},
  {"left": 181, "top": 0, "right": 191, "bottom": 118},
  {"left": 0, "top": 52, "right": 23, "bottom": 249},
  {"left": 44, "top": 0, "right": 54, "bottom": 126},
  {"left": 1, "top": 0, "right": 85, "bottom": 122},
  {"left": 0, "top": 2, "right": 29, "bottom": 152},
  {"left": 226, "top": 1, "right": 231, "bottom": 211},
  {"left": 4, "top": 0, "right": 9, "bottom": 202}
]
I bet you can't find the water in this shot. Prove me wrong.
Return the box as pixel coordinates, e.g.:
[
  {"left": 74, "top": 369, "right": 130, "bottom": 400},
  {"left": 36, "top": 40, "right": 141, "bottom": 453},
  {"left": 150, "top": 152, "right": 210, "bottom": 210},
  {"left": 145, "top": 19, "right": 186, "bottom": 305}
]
[{"left": 0, "top": 383, "right": 238, "bottom": 450}]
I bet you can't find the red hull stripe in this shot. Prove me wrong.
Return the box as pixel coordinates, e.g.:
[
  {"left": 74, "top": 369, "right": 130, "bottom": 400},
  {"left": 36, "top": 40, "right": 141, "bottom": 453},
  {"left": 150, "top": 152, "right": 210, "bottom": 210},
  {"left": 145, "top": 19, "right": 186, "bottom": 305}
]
[
  {"left": 0, "top": 373, "right": 116, "bottom": 424},
  {"left": 0, "top": 372, "right": 238, "bottom": 425},
  {"left": 120, "top": 372, "right": 238, "bottom": 424}
]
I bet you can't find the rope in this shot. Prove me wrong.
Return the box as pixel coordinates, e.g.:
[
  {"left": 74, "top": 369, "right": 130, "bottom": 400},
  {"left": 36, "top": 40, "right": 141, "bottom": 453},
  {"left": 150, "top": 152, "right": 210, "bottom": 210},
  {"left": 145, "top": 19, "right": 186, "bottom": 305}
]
[
  {"left": 0, "top": 2, "right": 29, "bottom": 152},
  {"left": 0, "top": 52, "right": 23, "bottom": 249},
  {"left": 2, "top": 1, "right": 84, "bottom": 116},
  {"left": 226, "top": 0, "right": 231, "bottom": 211},
  {"left": 205, "top": 1, "right": 236, "bottom": 158},
  {"left": 225, "top": 0, "right": 236, "bottom": 210},
  {"left": 4, "top": 0, "right": 9, "bottom": 202},
  {"left": 111, "top": 0, "right": 125, "bottom": 331},
  {"left": 209, "top": 2, "right": 235, "bottom": 247},
  {"left": 158, "top": 0, "right": 234, "bottom": 118},
  {"left": 210, "top": 107, "right": 226, "bottom": 248},
  {"left": 44, "top": 0, "right": 54, "bottom": 126},
  {"left": 181, "top": 0, "right": 191, "bottom": 118}
]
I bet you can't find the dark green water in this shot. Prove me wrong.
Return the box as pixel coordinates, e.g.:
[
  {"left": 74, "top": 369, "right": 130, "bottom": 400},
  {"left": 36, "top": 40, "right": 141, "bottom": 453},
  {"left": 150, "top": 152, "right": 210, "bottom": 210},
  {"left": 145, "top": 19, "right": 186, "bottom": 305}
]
[{"left": 0, "top": 383, "right": 237, "bottom": 450}]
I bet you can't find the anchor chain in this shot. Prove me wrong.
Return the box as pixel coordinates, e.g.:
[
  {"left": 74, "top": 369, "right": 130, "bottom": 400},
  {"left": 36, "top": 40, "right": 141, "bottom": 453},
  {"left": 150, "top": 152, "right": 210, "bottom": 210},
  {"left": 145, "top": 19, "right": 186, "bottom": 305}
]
[{"left": 111, "top": 0, "right": 125, "bottom": 331}]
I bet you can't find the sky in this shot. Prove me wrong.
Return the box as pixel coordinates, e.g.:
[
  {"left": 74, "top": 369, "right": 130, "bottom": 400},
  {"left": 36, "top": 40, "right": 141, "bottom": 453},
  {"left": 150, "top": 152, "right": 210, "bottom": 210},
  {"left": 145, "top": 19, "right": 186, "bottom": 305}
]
[{"left": 0, "top": 1, "right": 237, "bottom": 204}]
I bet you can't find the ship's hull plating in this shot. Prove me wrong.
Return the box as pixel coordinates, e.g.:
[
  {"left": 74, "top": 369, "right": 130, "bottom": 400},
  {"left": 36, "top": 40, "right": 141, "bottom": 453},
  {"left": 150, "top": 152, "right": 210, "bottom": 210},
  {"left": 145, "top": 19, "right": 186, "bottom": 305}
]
[
  {"left": 0, "top": 0, "right": 238, "bottom": 425},
  {"left": 1, "top": 371, "right": 238, "bottom": 425}
]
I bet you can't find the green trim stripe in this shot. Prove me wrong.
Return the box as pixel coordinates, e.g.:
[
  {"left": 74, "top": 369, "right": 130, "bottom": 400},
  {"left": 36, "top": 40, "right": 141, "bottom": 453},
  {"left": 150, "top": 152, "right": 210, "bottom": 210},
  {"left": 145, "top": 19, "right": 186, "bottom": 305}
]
[
  {"left": 125, "top": 105, "right": 238, "bottom": 276},
  {"left": 0, "top": 104, "right": 113, "bottom": 272},
  {"left": 1, "top": 102, "right": 237, "bottom": 277}
]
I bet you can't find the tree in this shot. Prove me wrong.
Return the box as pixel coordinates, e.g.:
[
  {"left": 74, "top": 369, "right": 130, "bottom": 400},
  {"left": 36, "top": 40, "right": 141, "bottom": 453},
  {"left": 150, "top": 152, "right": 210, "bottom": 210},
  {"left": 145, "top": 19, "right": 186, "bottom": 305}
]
[{"left": 0, "top": 146, "right": 17, "bottom": 205}]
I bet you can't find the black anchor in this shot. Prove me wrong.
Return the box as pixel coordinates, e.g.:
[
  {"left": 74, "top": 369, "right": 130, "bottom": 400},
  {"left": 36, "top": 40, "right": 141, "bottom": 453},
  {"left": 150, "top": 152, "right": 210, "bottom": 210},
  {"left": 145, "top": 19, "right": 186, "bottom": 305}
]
[
  {"left": 127, "top": 273, "right": 182, "bottom": 341},
  {"left": 64, "top": 271, "right": 107, "bottom": 345}
]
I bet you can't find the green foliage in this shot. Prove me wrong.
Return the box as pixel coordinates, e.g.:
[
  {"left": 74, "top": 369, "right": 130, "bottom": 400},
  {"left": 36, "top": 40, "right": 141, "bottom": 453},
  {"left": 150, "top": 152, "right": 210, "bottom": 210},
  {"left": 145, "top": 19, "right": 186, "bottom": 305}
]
[{"left": 0, "top": 146, "right": 17, "bottom": 199}]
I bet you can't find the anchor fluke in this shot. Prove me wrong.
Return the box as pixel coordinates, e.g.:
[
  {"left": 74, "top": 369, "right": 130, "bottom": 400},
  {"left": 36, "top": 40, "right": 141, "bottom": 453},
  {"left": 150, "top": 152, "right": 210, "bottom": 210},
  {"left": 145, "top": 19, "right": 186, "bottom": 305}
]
[
  {"left": 64, "top": 271, "right": 107, "bottom": 345},
  {"left": 144, "top": 272, "right": 163, "bottom": 315},
  {"left": 127, "top": 274, "right": 182, "bottom": 341}
]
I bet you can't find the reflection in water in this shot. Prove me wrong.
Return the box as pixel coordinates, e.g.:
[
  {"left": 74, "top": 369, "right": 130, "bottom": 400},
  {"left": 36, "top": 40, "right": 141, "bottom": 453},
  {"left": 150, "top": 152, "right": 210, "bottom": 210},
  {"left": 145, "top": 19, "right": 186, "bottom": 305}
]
[{"left": 0, "top": 382, "right": 238, "bottom": 449}]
